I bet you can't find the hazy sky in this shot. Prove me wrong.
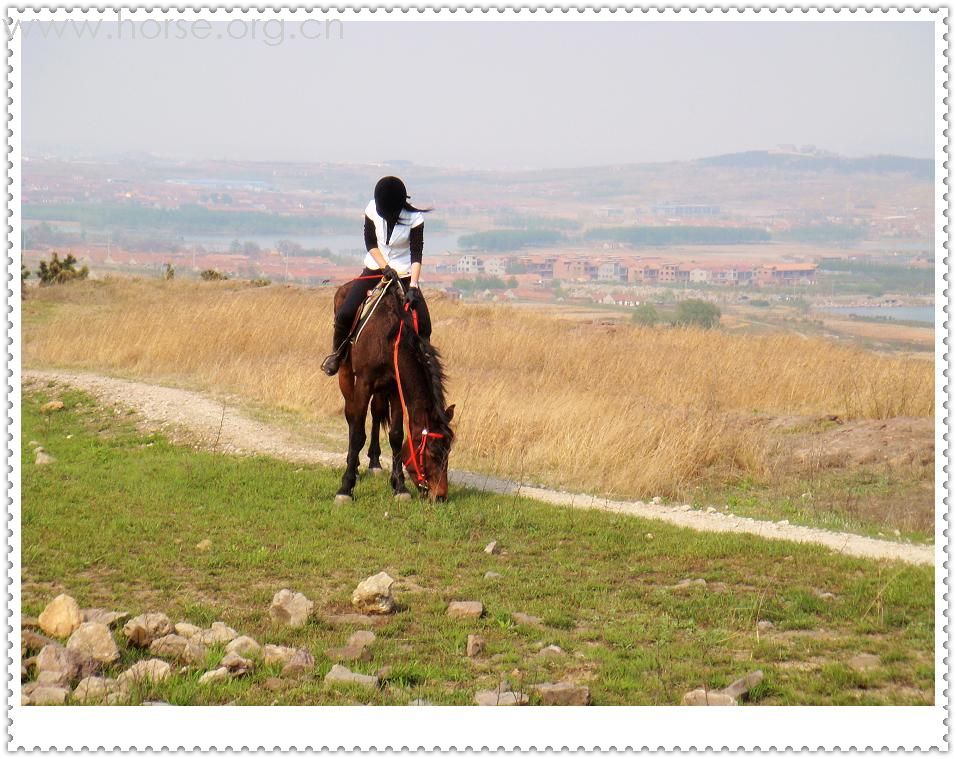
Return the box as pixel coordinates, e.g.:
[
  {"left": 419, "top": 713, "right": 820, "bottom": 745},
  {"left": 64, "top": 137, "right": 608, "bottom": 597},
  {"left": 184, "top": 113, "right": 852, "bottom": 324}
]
[{"left": 23, "top": 18, "right": 936, "bottom": 169}]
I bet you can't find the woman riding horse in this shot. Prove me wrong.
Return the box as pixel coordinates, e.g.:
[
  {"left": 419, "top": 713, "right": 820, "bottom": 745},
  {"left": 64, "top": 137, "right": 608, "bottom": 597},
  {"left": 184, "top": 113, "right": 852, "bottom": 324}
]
[{"left": 321, "top": 176, "right": 432, "bottom": 375}]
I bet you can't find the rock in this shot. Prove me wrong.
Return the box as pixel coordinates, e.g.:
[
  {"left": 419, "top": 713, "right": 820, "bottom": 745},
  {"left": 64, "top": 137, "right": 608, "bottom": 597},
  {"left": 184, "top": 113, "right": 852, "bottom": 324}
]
[
  {"left": 651, "top": 496, "right": 663, "bottom": 505},
  {"left": 536, "top": 682, "right": 590, "bottom": 706},
  {"left": 22, "top": 629, "right": 55, "bottom": 653},
  {"left": 263, "top": 677, "right": 284, "bottom": 691},
  {"left": 262, "top": 644, "right": 298, "bottom": 666},
  {"left": 194, "top": 621, "right": 238, "bottom": 646},
  {"left": 682, "top": 688, "right": 737, "bottom": 706},
  {"left": 475, "top": 688, "right": 528, "bottom": 706},
  {"left": 351, "top": 572, "right": 396, "bottom": 615},
  {"left": 150, "top": 634, "right": 207, "bottom": 663},
  {"left": 35, "top": 448, "right": 56, "bottom": 466},
  {"left": 756, "top": 620, "right": 774, "bottom": 633},
  {"left": 73, "top": 676, "right": 117, "bottom": 704},
  {"left": 466, "top": 634, "right": 485, "bottom": 657},
  {"left": 673, "top": 578, "right": 708, "bottom": 589},
  {"left": 123, "top": 613, "right": 173, "bottom": 647},
  {"left": 537, "top": 644, "right": 564, "bottom": 658},
  {"left": 116, "top": 659, "right": 172, "bottom": 689},
  {"left": 447, "top": 601, "right": 484, "bottom": 620},
  {"left": 269, "top": 589, "right": 315, "bottom": 627},
  {"left": 175, "top": 622, "right": 202, "bottom": 638},
  {"left": 66, "top": 622, "right": 119, "bottom": 664},
  {"left": 29, "top": 686, "right": 69, "bottom": 705},
  {"left": 220, "top": 651, "right": 253, "bottom": 675},
  {"left": 37, "top": 669, "right": 71, "bottom": 687},
  {"left": 511, "top": 612, "right": 543, "bottom": 627},
  {"left": 817, "top": 591, "right": 837, "bottom": 601},
  {"left": 225, "top": 635, "right": 261, "bottom": 658},
  {"left": 848, "top": 653, "right": 881, "bottom": 672},
  {"left": 723, "top": 670, "right": 764, "bottom": 699},
  {"left": 41, "top": 400, "right": 65, "bottom": 413},
  {"left": 645, "top": 533, "right": 654, "bottom": 540},
  {"left": 484, "top": 541, "right": 500, "bottom": 555},
  {"left": 281, "top": 648, "right": 315, "bottom": 677},
  {"left": 80, "top": 609, "right": 129, "bottom": 628},
  {"left": 199, "top": 667, "right": 232, "bottom": 685},
  {"left": 484, "top": 571, "right": 502, "bottom": 580},
  {"left": 38, "top": 594, "right": 82, "bottom": 638},
  {"left": 327, "top": 630, "right": 376, "bottom": 662},
  {"left": 324, "top": 664, "right": 379, "bottom": 689},
  {"left": 36, "top": 643, "right": 96, "bottom": 681},
  {"left": 195, "top": 539, "right": 212, "bottom": 551}
]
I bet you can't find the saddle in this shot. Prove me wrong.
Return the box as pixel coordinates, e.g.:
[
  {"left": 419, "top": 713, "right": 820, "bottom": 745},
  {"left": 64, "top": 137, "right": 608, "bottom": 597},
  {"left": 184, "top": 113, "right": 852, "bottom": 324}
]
[{"left": 348, "top": 277, "right": 398, "bottom": 347}]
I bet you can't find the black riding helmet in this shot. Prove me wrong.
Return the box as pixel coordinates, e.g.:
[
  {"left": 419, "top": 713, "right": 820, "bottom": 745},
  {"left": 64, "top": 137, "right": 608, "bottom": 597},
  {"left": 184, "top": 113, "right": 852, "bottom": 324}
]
[{"left": 374, "top": 176, "right": 409, "bottom": 221}]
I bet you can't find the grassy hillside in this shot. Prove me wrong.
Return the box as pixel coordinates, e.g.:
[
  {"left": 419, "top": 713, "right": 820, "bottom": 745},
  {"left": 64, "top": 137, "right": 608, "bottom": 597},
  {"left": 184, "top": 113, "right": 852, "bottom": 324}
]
[
  {"left": 23, "top": 278, "right": 935, "bottom": 534},
  {"left": 20, "top": 386, "right": 934, "bottom": 705}
]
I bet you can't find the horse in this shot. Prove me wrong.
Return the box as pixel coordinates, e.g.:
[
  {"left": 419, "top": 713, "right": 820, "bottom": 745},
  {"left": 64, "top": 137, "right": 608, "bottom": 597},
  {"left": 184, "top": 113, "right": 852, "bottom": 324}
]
[{"left": 332, "top": 278, "right": 455, "bottom": 503}]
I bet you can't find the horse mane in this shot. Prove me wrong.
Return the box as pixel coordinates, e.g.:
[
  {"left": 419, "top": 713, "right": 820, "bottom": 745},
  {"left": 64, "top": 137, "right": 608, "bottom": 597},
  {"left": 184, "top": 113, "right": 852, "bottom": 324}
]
[{"left": 405, "top": 326, "right": 455, "bottom": 444}]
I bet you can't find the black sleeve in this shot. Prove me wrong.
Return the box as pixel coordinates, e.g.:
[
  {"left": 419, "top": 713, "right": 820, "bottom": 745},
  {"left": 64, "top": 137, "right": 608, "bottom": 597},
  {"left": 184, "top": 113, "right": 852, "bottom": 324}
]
[
  {"left": 364, "top": 215, "right": 377, "bottom": 252},
  {"left": 409, "top": 223, "right": 424, "bottom": 265}
]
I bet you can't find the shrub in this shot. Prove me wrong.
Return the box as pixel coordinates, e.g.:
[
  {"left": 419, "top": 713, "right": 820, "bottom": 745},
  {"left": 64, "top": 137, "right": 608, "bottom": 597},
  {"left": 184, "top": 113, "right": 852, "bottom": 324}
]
[
  {"left": 37, "top": 252, "right": 89, "bottom": 286},
  {"left": 631, "top": 304, "right": 659, "bottom": 326},
  {"left": 20, "top": 263, "right": 29, "bottom": 299},
  {"left": 200, "top": 269, "right": 228, "bottom": 281},
  {"left": 675, "top": 299, "right": 721, "bottom": 329},
  {"left": 161, "top": 263, "right": 175, "bottom": 281},
  {"left": 249, "top": 278, "right": 271, "bottom": 288}
]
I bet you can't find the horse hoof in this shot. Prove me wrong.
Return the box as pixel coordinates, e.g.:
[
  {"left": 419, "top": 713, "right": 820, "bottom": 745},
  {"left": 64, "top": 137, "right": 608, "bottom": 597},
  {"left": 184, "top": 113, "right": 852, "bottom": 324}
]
[
  {"left": 334, "top": 494, "right": 353, "bottom": 505},
  {"left": 393, "top": 492, "right": 412, "bottom": 502}
]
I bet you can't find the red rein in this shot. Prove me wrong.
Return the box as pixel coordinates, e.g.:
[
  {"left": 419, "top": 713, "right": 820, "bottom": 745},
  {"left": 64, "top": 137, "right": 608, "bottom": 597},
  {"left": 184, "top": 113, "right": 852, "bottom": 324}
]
[{"left": 392, "top": 302, "right": 443, "bottom": 489}]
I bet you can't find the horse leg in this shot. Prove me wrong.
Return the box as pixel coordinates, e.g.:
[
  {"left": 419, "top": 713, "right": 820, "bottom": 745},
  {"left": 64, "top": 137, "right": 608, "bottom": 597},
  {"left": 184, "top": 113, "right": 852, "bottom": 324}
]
[
  {"left": 336, "top": 382, "right": 371, "bottom": 503},
  {"left": 388, "top": 390, "right": 411, "bottom": 501},
  {"left": 367, "top": 394, "right": 386, "bottom": 474}
]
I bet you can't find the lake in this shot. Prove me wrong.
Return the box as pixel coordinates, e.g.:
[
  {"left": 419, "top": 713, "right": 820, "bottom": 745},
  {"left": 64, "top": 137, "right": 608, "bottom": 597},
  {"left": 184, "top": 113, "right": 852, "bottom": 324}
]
[{"left": 818, "top": 305, "right": 935, "bottom": 324}]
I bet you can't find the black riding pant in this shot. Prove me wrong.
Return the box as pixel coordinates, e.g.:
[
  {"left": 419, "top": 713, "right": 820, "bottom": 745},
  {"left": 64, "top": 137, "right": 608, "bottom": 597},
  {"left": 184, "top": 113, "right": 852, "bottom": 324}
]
[{"left": 335, "top": 267, "right": 432, "bottom": 339}]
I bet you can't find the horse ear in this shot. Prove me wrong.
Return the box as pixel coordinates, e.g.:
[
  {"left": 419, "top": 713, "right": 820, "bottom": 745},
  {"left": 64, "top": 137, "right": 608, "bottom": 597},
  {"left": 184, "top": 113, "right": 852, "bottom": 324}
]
[{"left": 445, "top": 404, "right": 455, "bottom": 421}]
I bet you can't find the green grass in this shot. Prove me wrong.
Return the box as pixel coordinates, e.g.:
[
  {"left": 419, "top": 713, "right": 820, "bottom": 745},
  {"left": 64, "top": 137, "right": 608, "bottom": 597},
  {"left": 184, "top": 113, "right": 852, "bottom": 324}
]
[{"left": 21, "top": 388, "right": 935, "bottom": 705}]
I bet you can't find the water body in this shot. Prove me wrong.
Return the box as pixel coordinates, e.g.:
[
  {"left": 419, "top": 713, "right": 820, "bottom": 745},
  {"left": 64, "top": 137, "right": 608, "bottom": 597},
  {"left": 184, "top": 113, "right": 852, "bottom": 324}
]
[
  {"left": 183, "top": 232, "right": 463, "bottom": 255},
  {"left": 818, "top": 306, "right": 935, "bottom": 324}
]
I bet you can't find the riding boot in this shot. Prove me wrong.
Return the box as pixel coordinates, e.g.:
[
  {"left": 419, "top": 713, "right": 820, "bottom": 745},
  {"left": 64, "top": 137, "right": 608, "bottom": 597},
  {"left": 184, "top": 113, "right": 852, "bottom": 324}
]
[{"left": 321, "top": 321, "right": 351, "bottom": 376}]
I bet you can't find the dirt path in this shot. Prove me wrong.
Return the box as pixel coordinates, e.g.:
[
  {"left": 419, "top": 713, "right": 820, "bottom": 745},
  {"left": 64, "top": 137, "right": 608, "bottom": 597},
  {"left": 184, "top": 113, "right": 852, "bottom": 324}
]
[{"left": 24, "top": 369, "right": 934, "bottom": 567}]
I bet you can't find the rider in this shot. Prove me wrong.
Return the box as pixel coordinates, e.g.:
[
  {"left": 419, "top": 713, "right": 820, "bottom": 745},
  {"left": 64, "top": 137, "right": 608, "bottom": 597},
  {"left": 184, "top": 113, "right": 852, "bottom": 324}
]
[{"left": 321, "top": 176, "right": 433, "bottom": 376}]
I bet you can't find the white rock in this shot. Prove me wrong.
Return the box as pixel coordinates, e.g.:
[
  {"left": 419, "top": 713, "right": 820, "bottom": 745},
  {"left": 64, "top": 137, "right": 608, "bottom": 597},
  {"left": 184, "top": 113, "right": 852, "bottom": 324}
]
[
  {"left": 269, "top": 589, "right": 315, "bottom": 627},
  {"left": 35, "top": 449, "right": 57, "bottom": 466},
  {"left": 198, "top": 667, "right": 232, "bottom": 685},
  {"left": 475, "top": 689, "right": 528, "bottom": 706},
  {"left": 116, "top": 658, "right": 171, "bottom": 689},
  {"left": 682, "top": 688, "right": 736, "bottom": 706},
  {"left": 324, "top": 664, "right": 378, "bottom": 688},
  {"left": 225, "top": 635, "right": 261, "bottom": 658},
  {"left": 29, "top": 686, "right": 69, "bottom": 705},
  {"left": 73, "top": 676, "right": 117, "bottom": 704},
  {"left": 262, "top": 644, "right": 298, "bottom": 666},
  {"left": 174, "top": 622, "right": 202, "bottom": 638},
  {"left": 38, "top": 594, "right": 82, "bottom": 638},
  {"left": 484, "top": 541, "right": 500, "bottom": 555},
  {"left": 447, "top": 601, "right": 484, "bottom": 619},
  {"left": 66, "top": 622, "right": 119, "bottom": 664},
  {"left": 351, "top": 573, "right": 396, "bottom": 615}
]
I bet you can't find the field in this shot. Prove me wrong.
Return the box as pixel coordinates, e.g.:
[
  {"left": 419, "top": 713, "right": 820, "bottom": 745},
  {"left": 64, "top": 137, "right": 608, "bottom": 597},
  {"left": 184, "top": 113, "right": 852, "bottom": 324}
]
[
  {"left": 20, "top": 386, "right": 935, "bottom": 705},
  {"left": 23, "top": 277, "right": 935, "bottom": 536}
]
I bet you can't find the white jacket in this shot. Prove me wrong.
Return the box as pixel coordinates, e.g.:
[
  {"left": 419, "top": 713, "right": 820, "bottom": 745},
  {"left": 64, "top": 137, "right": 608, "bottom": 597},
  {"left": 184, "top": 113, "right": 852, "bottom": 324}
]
[{"left": 363, "top": 199, "right": 425, "bottom": 275}]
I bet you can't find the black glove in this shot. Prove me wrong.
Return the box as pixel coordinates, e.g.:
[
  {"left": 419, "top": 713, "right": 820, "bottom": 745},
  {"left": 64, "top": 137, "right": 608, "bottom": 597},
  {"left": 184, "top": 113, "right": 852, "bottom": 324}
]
[
  {"left": 404, "top": 285, "right": 422, "bottom": 308},
  {"left": 381, "top": 266, "right": 401, "bottom": 286}
]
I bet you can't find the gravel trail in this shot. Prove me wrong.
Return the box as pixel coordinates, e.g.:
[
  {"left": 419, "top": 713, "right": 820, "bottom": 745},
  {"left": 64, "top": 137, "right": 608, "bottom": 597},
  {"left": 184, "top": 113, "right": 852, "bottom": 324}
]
[{"left": 24, "top": 369, "right": 934, "bottom": 567}]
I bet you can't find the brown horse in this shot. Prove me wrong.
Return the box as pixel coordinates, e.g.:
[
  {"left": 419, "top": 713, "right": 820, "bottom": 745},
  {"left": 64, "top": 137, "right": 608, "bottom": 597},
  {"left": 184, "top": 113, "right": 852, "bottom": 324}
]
[{"left": 332, "top": 278, "right": 455, "bottom": 503}]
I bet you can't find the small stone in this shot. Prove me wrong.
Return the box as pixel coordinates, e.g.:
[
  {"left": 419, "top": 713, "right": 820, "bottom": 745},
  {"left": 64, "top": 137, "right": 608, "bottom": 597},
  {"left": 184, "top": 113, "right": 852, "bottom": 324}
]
[
  {"left": 645, "top": 533, "right": 654, "bottom": 540},
  {"left": 447, "top": 601, "right": 484, "bottom": 620},
  {"left": 123, "top": 613, "right": 173, "bottom": 647},
  {"left": 193, "top": 621, "right": 239, "bottom": 646},
  {"left": 22, "top": 629, "right": 56, "bottom": 653},
  {"left": 150, "top": 634, "right": 207, "bottom": 663},
  {"left": 484, "top": 571, "right": 502, "bottom": 580},
  {"left": 351, "top": 572, "right": 396, "bottom": 615},
  {"left": 466, "top": 635, "right": 486, "bottom": 657},
  {"left": 682, "top": 688, "right": 737, "bottom": 706},
  {"left": 848, "top": 653, "right": 881, "bottom": 672},
  {"left": 80, "top": 609, "right": 129, "bottom": 628},
  {"left": 475, "top": 688, "right": 528, "bottom": 706},
  {"left": 199, "top": 667, "right": 232, "bottom": 685},
  {"left": 723, "top": 670, "right": 764, "bottom": 699},
  {"left": 38, "top": 594, "right": 82, "bottom": 638},
  {"left": 35, "top": 449, "right": 56, "bottom": 466},
  {"left": 263, "top": 644, "right": 298, "bottom": 666},
  {"left": 673, "top": 578, "right": 708, "bottom": 589},
  {"left": 536, "top": 682, "right": 590, "bottom": 706},
  {"left": 817, "top": 591, "right": 837, "bottom": 601},
  {"left": 220, "top": 651, "right": 253, "bottom": 675},
  {"left": 281, "top": 648, "right": 315, "bottom": 678},
  {"left": 511, "top": 612, "right": 544, "bottom": 628},
  {"left": 225, "top": 636, "right": 261, "bottom": 658},
  {"left": 36, "top": 643, "right": 96, "bottom": 681},
  {"left": 756, "top": 620, "right": 774, "bottom": 633},
  {"left": 41, "top": 400, "right": 64, "bottom": 413},
  {"left": 29, "top": 686, "right": 69, "bottom": 705},
  {"left": 651, "top": 496, "right": 663, "bottom": 505},
  {"left": 537, "top": 644, "right": 564, "bottom": 658},
  {"left": 484, "top": 541, "right": 500, "bottom": 555},
  {"left": 195, "top": 539, "right": 212, "bottom": 552},
  {"left": 66, "top": 622, "right": 119, "bottom": 664},
  {"left": 324, "top": 663, "right": 379, "bottom": 688},
  {"left": 73, "top": 676, "right": 117, "bottom": 704},
  {"left": 116, "top": 658, "right": 172, "bottom": 689},
  {"left": 37, "top": 670, "right": 70, "bottom": 687},
  {"left": 327, "top": 630, "right": 376, "bottom": 662},
  {"left": 175, "top": 622, "right": 202, "bottom": 638},
  {"left": 269, "top": 589, "right": 315, "bottom": 627}
]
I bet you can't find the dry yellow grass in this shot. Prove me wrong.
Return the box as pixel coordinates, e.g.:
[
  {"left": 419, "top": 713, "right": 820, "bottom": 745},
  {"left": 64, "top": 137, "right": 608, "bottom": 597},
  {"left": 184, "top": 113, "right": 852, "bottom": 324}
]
[{"left": 24, "top": 278, "right": 934, "bottom": 499}]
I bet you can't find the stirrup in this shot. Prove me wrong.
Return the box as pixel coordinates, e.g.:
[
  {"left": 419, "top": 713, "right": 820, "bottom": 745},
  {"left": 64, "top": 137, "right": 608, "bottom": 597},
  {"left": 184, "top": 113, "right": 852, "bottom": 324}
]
[{"left": 321, "top": 353, "right": 341, "bottom": 376}]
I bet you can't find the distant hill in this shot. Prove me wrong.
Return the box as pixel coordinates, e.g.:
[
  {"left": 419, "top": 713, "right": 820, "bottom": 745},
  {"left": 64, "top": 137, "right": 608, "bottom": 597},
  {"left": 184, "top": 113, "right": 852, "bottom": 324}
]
[{"left": 697, "top": 150, "right": 933, "bottom": 179}]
